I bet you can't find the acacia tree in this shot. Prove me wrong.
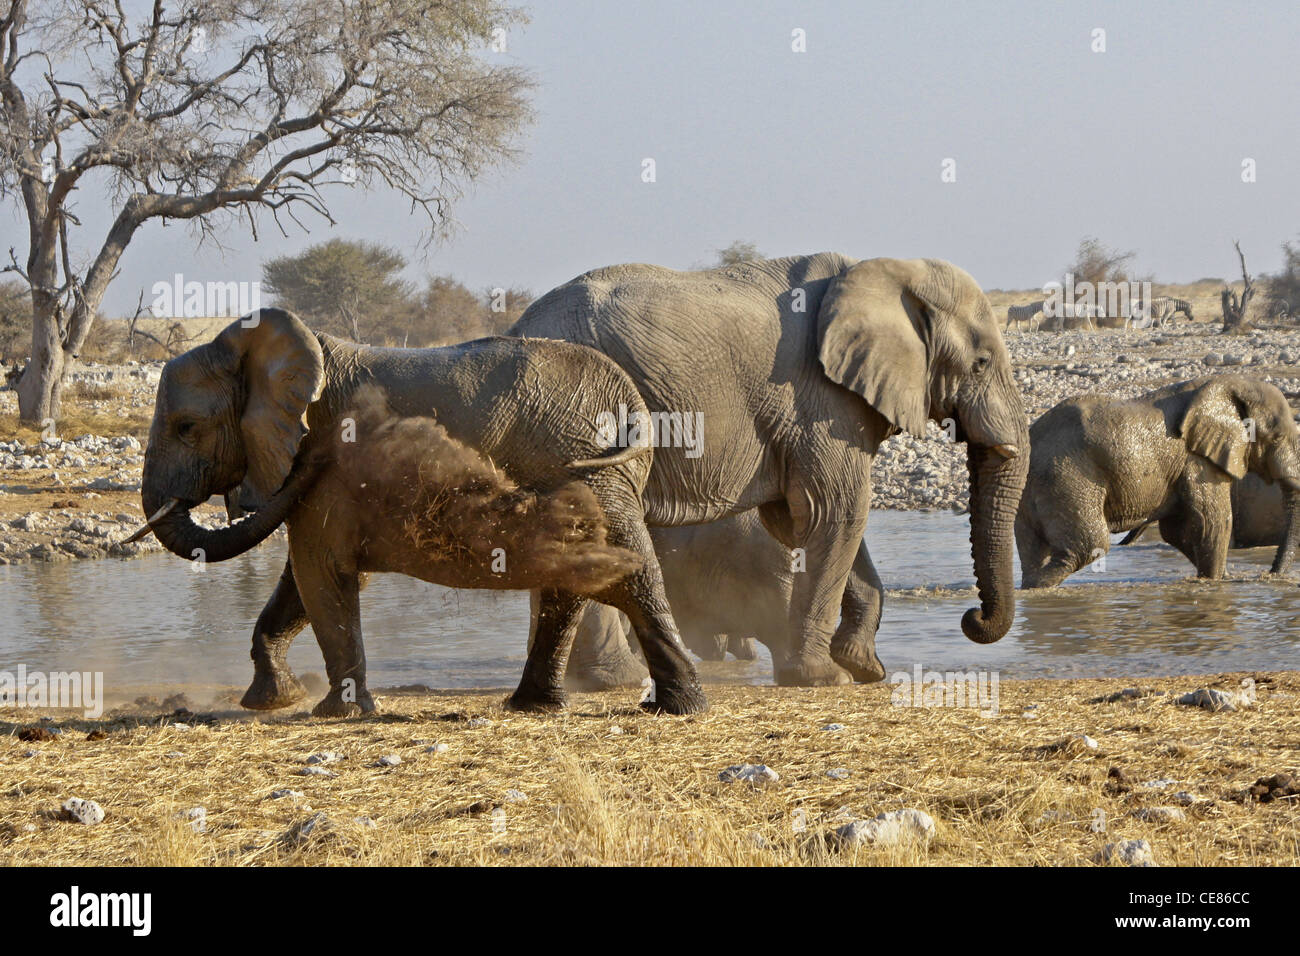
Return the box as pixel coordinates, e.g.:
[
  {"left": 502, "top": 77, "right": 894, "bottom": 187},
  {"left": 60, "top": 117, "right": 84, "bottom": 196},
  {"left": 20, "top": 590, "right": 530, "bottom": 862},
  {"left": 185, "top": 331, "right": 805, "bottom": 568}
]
[
  {"left": 262, "top": 238, "right": 410, "bottom": 343},
  {"left": 0, "top": 0, "right": 531, "bottom": 422}
]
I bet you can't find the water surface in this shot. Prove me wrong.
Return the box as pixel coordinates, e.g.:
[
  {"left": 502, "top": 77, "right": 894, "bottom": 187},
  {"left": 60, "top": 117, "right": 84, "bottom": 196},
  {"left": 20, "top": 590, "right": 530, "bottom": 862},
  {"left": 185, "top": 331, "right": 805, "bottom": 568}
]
[{"left": 1, "top": 511, "right": 1295, "bottom": 697}]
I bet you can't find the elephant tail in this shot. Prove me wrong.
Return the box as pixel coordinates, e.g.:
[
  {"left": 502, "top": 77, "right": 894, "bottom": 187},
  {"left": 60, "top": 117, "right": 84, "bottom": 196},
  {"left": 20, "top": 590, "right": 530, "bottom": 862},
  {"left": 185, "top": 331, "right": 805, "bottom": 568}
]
[
  {"left": 1118, "top": 520, "right": 1154, "bottom": 546},
  {"left": 567, "top": 443, "right": 653, "bottom": 470}
]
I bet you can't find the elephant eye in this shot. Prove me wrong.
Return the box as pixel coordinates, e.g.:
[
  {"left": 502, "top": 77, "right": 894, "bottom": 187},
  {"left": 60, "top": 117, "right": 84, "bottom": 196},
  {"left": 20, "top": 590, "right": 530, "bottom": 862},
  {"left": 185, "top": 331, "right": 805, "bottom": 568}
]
[
  {"left": 972, "top": 355, "right": 991, "bottom": 374},
  {"left": 176, "top": 420, "right": 198, "bottom": 442}
]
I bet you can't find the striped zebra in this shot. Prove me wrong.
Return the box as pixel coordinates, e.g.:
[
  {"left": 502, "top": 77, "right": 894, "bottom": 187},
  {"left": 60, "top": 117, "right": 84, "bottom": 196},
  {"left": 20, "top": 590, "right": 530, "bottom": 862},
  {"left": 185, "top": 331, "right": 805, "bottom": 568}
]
[
  {"left": 1135, "top": 296, "right": 1193, "bottom": 326},
  {"left": 1005, "top": 300, "right": 1046, "bottom": 330}
]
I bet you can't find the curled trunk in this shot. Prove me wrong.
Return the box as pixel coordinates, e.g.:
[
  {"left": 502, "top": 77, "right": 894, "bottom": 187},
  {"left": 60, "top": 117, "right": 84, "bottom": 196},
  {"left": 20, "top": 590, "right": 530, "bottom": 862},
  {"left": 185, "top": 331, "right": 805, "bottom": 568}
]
[
  {"left": 142, "top": 455, "right": 324, "bottom": 564},
  {"left": 962, "top": 443, "right": 1029, "bottom": 644}
]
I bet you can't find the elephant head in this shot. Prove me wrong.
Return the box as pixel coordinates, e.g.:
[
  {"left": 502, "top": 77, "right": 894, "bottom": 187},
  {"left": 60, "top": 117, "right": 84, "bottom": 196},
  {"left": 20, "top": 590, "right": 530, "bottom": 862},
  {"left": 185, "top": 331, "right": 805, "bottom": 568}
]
[
  {"left": 1179, "top": 376, "right": 1300, "bottom": 573},
  {"left": 817, "top": 257, "right": 1029, "bottom": 644},
  {"left": 133, "top": 309, "right": 327, "bottom": 562}
]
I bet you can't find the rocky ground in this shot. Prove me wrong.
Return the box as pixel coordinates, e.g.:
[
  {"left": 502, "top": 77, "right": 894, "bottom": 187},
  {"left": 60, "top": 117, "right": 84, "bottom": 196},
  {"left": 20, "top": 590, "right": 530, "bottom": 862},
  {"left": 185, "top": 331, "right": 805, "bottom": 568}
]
[{"left": 3, "top": 320, "right": 1300, "bottom": 562}]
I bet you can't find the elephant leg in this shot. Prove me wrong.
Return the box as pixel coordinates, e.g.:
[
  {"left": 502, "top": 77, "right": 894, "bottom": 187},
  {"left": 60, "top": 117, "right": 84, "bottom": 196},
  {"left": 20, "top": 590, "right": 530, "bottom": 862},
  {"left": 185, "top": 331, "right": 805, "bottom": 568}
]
[
  {"left": 1020, "top": 495, "right": 1106, "bottom": 588},
  {"left": 508, "top": 588, "right": 586, "bottom": 711},
  {"left": 1161, "top": 495, "right": 1231, "bottom": 579},
  {"left": 590, "top": 515, "right": 706, "bottom": 715},
  {"left": 690, "top": 633, "right": 729, "bottom": 661},
  {"left": 829, "top": 540, "right": 887, "bottom": 683},
  {"left": 777, "top": 504, "right": 865, "bottom": 688},
  {"left": 561, "top": 598, "right": 648, "bottom": 691},
  {"left": 291, "top": 547, "right": 374, "bottom": 718},
  {"left": 241, "top": 557, "right": 311, "bottom": 711},
  {"left": 726, "top": 635, "right": 759, "bottom": 661}
]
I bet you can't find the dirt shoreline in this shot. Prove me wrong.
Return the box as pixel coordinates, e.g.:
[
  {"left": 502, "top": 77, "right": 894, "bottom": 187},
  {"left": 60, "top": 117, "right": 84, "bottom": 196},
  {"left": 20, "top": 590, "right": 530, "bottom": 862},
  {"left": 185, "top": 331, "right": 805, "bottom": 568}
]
[{"left": 1, "top": 674, "right": 1294, "bottom": 866}]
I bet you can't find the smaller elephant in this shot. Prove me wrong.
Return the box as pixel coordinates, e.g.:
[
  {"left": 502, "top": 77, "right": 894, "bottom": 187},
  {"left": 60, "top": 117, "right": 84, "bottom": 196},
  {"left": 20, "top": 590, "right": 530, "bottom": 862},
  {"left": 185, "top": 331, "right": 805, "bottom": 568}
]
[
  {"left": 132, "top": 310, "right": 706, "bottom": 717},
  {"left": 1017, "top": 375, "right": 1300, "bottom": 587},
  {"left": 1123, "top": 470, "right": 1299, "bottom": 556},
  {"left": 564, "top": 511, "right": 886, "bottom": 688}
]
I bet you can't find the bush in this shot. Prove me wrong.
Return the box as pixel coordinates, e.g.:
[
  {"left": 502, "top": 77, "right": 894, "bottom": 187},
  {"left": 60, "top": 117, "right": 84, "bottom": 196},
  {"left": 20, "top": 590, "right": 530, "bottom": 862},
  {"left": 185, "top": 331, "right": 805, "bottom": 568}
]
[{"left": 1266, "top": 240, "right": 1300, "bottom": 320}]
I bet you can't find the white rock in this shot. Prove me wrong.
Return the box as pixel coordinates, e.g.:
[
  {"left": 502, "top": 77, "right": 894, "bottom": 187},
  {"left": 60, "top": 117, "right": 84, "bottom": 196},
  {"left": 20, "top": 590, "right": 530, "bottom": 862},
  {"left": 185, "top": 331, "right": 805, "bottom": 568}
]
[
  {"left": 424, "top": 743, "right": 450, "bottom": 754},
  {"left": 178, "top": 807, "right": 207, "bottom": 833},
  {"left": 826, "top": 768, "right": 851, "bottom": 780},
  {"left": 1140, "top": 777, "right": 1179, "bottom": 789},
  {"left": 833, "top": 808, "right": 936, "bottom": 848},
  {"left": 1176, "top": 686, "right": 1254, "bottom": 712},
  {"left": 466, "top": 717, "right": 492, "bottom": 729},
  {"left": 61, "top": 797, "right": 105, "bottom": 825},
  {"left": 504, "top": 789, "right": 528, "bottom": 803},
  {"left": 1095, "top": 838, "right": 1157, "bottom": 867},
  {"left": 297, "top": 766, "right": 336, "bottom": 778},
  {"left": 305, "top": 751, "right": 345, "bottom": 765},
  {"left": 373, "top": 754, "right": 401, "bottom": 767},
  {"left": 1170, "top": 791, "right": 1198, "bottom": 806},
  {"left": 718, "top": 763, "right": 780, "bottom": 787},
  {"left": 607, "top": 725, "right": 624, "bottom": 736},
  {"left": 1132, "top": 807, "right": 1186, "bottom": 823},
  {"left": 267, "top": 789, "right": 305, "bottom": 801},
  {"left": 353, "top": 816, "right": 378, "bottom": 829},
  {"left": 821, "top": 723, "right": 846, "bottom": 732}
]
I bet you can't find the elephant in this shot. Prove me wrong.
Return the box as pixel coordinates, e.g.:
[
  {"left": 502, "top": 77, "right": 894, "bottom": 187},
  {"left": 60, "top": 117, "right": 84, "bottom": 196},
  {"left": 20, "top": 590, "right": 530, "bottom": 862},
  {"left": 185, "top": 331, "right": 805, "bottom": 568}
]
[
  {"left": 131, "top": 308, "right": 707, "bottom": 717},
  {"left": 1120, "top": 471, "right": 1295, "bottom": 554},
  {"left": 510, "top": 254, "right": 1029, "bottom": 686},
  {"left": 1016, "top": 375, "right": 1300, "bottom": 588},
  {"left": 563, "top": 510, "right": 816, "bottom": 690}
]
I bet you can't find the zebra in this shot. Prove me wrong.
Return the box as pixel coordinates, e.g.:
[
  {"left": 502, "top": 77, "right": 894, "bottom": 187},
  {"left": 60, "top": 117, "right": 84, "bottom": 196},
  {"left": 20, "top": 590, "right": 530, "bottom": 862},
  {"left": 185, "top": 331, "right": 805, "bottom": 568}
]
[
  {"left": 1005, "top": 300, "right": 1046, "bottom": 330},
  {"left": 1133, "top": 296, "right": 1193, "bottom": 327}
]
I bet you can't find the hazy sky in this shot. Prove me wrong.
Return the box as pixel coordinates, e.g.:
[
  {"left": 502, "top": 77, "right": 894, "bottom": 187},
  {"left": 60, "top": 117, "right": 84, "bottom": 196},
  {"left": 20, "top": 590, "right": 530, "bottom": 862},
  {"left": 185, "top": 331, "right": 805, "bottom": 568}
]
[{"left": 15, "top": 0, "right": 1300, "bottom": 316}]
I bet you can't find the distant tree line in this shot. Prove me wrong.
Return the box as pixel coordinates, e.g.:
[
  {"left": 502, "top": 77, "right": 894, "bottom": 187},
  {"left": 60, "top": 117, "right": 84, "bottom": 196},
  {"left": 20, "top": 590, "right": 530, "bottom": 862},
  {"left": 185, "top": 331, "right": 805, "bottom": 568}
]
[{"left": 261, "top": 239, "right": 533, "bottom": 348}]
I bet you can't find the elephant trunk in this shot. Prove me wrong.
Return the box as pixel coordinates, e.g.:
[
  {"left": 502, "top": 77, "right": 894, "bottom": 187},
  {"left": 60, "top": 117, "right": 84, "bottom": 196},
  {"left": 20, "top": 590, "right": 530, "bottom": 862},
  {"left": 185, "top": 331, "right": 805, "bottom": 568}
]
[
  {"left": 1270, "top": 479, "right": 1300, "bottom": 574},
  {"left": 141, "top": 453, "right": 324, "bottom": 564},
  {"left": 961, "top": 442, "right": 1029, "bottom": 644}
]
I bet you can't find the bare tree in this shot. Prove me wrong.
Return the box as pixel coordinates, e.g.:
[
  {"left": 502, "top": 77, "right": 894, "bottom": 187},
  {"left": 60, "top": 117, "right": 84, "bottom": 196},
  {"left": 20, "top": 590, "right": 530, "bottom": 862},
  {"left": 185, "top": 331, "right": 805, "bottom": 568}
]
[
  {"left": 0, "top": 0, "right": 532, "bottom": 422},
  {"left": 1221, "top": 240, "right": 1255, "bottom": 333}
]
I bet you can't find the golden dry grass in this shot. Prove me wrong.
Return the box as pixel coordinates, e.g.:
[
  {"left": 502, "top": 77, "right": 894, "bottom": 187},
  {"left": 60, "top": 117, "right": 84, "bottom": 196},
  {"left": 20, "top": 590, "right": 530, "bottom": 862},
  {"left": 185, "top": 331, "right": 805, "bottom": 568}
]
[{"left": 1, "top": 674, "right": 1295, "bottom": 867}]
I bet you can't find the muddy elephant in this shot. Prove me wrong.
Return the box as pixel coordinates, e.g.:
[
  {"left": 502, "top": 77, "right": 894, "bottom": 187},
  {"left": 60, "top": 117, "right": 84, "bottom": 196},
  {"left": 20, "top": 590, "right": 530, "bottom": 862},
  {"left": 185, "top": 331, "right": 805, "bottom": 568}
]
[
  {"left": 1017, "top": 375, "right": 1300, "bottom": 587},
  {"left": 511, "top": 255, "right": 1029, "bottom": 686},
  {"left": 131, "top": 309, "right": 706, "bottom": 716},
  {"left": 1122, "top": 471, "right": 1297, "bottom": 556},
  {"left": 564, "top": 511, "right": 822, "bottom": 689}
]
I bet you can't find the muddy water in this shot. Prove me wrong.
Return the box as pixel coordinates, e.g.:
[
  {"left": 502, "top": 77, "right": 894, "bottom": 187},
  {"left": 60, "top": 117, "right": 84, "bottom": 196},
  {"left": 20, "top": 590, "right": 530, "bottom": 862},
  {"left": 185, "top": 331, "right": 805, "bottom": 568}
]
[{"left": 0, "top": 511, "right": 1296, "bottom": 698}]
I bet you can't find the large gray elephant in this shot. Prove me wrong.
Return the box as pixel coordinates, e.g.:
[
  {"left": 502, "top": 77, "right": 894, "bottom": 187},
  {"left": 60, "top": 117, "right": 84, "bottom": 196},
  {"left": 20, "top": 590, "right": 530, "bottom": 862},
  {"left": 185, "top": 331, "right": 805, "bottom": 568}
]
[
  {"left": 510, "top": 254, "right": 1029, "bottom": 686},
  {"left": 564, "top": 510, "right": 812, "bottom": 690},
  {"left": 131, "top": 309, "right": 706, "bottom": 716},
  {"left": 1017, "top": 375, "right": 1300, "bottom": 587}
]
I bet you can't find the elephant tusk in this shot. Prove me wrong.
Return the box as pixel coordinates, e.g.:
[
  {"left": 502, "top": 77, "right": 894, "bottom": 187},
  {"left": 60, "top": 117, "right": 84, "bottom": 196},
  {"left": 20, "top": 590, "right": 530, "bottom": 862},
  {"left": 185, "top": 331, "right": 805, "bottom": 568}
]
[
  {"left": 122, "top": 497, "right": 181, "bottom": 544},
  {"left": 991, "top": 443, "right": 1020, "bottom": 460}
]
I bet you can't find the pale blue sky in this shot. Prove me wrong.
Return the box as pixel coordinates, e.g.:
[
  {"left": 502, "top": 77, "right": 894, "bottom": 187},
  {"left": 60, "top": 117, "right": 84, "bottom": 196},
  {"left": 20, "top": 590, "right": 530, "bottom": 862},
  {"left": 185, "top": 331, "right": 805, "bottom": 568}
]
[{"left": 15, "top": 0, "right": 1300, "bottom": 315}]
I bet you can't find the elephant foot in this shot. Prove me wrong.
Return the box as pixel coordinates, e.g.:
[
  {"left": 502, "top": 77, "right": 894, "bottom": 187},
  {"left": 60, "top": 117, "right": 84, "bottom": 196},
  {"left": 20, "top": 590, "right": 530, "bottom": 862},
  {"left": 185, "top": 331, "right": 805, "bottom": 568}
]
[
  {"left": 830, "top": 636, "right": 886, "bottom": 683},
  {"left": 775, "top": 654, "right": 854, "bottom": 687},
  {"left": 565, "top": 652, "right": 648, "bottom": 692},
  {"left": 727, "top": 636, "right": 759, "bottom": 661},
  {"left": 505, "top": 687, "right": 569, "bottom": 713},
  {"left": 311, "top": 687, "right": 378, "bottom": 719},
  {"left": 641, "top": 680, "right": 708, "bottom": 715},
  {"left": 241, "top": 664, "right": 308, "bottom": 711}
]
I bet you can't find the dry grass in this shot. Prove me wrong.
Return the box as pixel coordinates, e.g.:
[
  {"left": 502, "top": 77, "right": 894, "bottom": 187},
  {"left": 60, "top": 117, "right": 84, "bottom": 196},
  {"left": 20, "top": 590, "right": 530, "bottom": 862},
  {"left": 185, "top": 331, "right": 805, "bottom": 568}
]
[
  {"left": 0, "top": 407, "right": 151, "bottom": 443},
  {"left": 1, "top": 674, "right": 1295, "bottom": 867}
]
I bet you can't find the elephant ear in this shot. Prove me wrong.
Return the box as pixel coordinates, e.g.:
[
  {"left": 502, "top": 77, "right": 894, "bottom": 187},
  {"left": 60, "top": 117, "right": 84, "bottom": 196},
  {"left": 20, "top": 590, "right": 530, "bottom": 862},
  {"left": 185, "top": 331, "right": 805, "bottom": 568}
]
[
  {"left": 1180, "top": 379, "right": 1250, "bottom": 479},
  {"left": 213, "top": 309, "right": 325, "bottom": 505},
  {"left": 816, "top": 257, "right": 940, "bottom": 438}
]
